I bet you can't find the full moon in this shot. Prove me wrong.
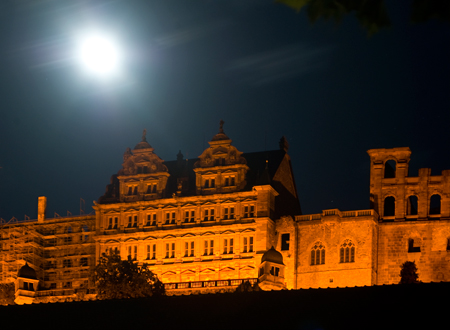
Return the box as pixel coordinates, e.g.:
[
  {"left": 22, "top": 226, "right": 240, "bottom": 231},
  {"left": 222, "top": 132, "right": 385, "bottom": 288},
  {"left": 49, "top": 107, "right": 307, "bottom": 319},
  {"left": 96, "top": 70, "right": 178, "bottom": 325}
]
[{"left": 77, "top": 33, "right": 121, "bottom": 77}]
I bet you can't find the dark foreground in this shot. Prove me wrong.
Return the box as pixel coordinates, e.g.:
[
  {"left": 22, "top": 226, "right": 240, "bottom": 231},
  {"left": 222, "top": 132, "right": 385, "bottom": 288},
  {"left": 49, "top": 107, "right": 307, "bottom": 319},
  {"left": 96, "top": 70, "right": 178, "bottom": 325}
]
[{"left": 1, "top": 282, "right": 447, "bottom": 329}]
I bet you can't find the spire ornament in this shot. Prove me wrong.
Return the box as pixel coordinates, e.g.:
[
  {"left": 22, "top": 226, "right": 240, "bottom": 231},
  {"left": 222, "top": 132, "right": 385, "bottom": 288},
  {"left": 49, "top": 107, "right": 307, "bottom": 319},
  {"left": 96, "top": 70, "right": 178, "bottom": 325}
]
[{"left": 142, "top": 129, "right": 147, "bottom": 142}]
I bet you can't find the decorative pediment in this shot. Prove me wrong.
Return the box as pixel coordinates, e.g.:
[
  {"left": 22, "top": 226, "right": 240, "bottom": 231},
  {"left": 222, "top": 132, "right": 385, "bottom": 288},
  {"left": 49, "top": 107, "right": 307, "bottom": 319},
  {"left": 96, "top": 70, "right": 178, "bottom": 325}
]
[
  {"left": 181, "top": 233, "right": 196, "bottom": 238},
  {"left": 105, "top": 239, "right": 120, "bottom": 244},
  {"left": 221, "top": 230, "right": 235, "bottom": 235},
  {"left": 142, "top": 236, "right": 157, "bottom": 241},
  {"left": 162, "top": 271, "right": 177, "bottom": 276},
  {"left": 201, "top": 231, "right": 215, "bottom": 236},
  {"left": 200, "top": 268, "right": 216, "bottom": 274},
  {"left": 124, "top": 237, "right": 138, "bottom": 242},
  {"left": 161, "top": 204, "right": 177, "bottom": 210},
  {"left": 220, "top": 267, "right": 235, "bottom": 272},
  {"left": 240, "top": 265, "right": 255, "bottom": 271},
  {"left": 241, "top": 228, "right": 255, "bottom": 234},
  {"left": 181, "top": 269, "right": 196, "bottom": 275}
]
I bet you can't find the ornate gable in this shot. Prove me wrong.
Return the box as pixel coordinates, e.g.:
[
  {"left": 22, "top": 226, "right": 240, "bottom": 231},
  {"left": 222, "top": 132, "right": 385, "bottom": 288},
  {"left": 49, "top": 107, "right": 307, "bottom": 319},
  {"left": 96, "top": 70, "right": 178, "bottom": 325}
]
[{"left": 194, "top": 121, "right": 249, "bottom": 195}]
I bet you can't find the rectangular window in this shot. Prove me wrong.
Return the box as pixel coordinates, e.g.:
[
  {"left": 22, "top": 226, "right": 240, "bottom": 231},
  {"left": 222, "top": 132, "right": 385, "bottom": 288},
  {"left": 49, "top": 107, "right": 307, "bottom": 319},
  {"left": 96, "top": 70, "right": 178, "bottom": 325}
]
[
  {"left": 223, "top": 238, "right": 234, "bottom": 254},
  {"left": 204, "top": 209, "right": 215, "bottom": 221},
  {"left": 127, "top": 216, "right": 132, "bottom": 228},
  {"left": 133, "top": 215, "right": 138, "bottom": 227},
  {"left": 114, "top": 217, "right": 118, "bottom": 229},
  {"left": 146, "top": 214, "right": 157, "bottom": 226},
  {"left": 225, "top": 177, "right": 229, "bottom": 186},
  {"left": 165, "top": 243, "right": 175, "bottom": 258},
  {"left": 205, "top": 179, "right": 209, "bottom": 188},
  {"left": 108, "top": 217, "right": 113, "bottom": 229},
  {"left": 211, "top": 179, "right": 215, "bottom": 188},
  {"left": 281, "top": 233, "right": 290, "bottom": 251},
  {"left": 243, "top": 236, "right": 254, "bottom": 253},
  {"left": 184, "top": 241, "right": 195, "bottom": 257},
  {"left": 165, "top": 212, "right": 176, "bottom": 225},
  {"left": 204, "top": 240, "right": 214, "bottom": 256},
  {"left": 184, "top": 210, "right": 195, "bottom": 223},
  {"left": 243, "top": 205, "right": 255, "bottom": 218},
  {"left": 223, "top": 207, "right": 235, "bottom": 220}
]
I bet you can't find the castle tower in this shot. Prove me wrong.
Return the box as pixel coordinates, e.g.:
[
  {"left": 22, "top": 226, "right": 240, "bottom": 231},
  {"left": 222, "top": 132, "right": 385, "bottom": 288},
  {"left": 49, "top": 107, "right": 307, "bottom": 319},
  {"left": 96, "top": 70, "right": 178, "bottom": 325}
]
[
  {"left": 14, "top": 263, "right": 39, "bottom": 305},
  {"left": 367, "top": 147, "right": 450, "bottom": 220},
  {"left": 367, "top": 148, "right": 411, "bottom": 220},
  {"left": 258, "top": 247, "right": 286, "bottom": 290}
]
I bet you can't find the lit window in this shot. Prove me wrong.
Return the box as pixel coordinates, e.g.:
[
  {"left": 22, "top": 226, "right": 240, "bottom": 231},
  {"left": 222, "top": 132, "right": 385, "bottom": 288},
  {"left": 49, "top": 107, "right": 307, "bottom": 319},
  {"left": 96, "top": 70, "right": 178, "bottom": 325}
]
[
  {"left": 339, "top": 240, "right": 355, "bottom": 263},
  {"left": 311, "top": 242, "right": 325, "bottom": 265}
]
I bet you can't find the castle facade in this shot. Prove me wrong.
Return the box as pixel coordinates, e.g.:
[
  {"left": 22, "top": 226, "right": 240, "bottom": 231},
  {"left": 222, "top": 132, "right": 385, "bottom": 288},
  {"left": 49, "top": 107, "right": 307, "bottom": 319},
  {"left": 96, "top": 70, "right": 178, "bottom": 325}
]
[{"left": 1, "top": 124, "right": 449, "bottom": 303}]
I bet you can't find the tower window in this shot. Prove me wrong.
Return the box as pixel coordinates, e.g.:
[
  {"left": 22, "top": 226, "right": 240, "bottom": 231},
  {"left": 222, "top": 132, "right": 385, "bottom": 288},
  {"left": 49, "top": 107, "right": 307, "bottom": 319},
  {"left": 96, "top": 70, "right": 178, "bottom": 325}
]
[
  {"left": 281, "top": 234, "right": 290, "bottom": 251},
  {"left": 430, "top": 194, "right": 441, "bottom": 215},
  {"left": 384, "top": 196, "right": 395, "bottom": 216},
  {"left": 384, "top": 160, "right": 396, "bottom": 178}
]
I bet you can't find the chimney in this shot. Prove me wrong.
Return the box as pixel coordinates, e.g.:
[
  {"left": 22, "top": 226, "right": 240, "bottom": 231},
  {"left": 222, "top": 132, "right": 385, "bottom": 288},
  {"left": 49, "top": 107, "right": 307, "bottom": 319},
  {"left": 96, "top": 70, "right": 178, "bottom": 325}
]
[{"left": 38, "top": 196, "right": 47, "bottom": 223}]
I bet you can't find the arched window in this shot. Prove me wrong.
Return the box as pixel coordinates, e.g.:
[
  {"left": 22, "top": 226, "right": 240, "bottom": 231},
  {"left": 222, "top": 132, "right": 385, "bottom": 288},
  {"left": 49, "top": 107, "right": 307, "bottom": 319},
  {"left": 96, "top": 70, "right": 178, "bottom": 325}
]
[
  {"left": 310, "top": 242, "right": 325, "bottom": 265},
  {"left": 384, "top": 196, "right": 395, "bottom": 216},
  {"left": 339, "top": 240, "right": 355, "bottom": 263},
  {"left": 407, "top": 195, "right": 418, "bottom": 216},
  {"left": 430, "top": 194, "right": 441, "bottom": 215},
  {"left": 384, "top": 160, "right": 396, "bottom": 178}
]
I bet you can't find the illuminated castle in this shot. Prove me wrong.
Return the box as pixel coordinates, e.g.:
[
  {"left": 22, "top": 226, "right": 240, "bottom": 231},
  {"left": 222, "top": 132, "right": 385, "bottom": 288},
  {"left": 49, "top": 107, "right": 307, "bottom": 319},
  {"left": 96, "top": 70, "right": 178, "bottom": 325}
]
[{"left": 1, "top": 123, "right": 449, "bottom": 304}]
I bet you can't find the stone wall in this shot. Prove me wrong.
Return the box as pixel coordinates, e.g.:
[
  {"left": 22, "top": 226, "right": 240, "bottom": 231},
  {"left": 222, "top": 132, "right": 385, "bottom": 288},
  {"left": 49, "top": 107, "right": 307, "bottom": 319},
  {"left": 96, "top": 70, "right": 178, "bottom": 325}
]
[
  {"left": 295, "top": 213, "right": 377, "bottom": 289},
  {"left": 377, "top": 220, "right": 450, "bottom": 284}
]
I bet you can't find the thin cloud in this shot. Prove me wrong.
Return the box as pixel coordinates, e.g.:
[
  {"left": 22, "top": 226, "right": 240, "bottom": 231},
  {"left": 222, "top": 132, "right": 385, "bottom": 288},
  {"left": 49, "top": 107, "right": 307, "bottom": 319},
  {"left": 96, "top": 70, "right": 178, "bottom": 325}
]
[
  {"left": 227, "top": 44, "right": 333, "bottom": 86},
  {"left": 155, "top": 20, "right": 231, "bottom": 48}
]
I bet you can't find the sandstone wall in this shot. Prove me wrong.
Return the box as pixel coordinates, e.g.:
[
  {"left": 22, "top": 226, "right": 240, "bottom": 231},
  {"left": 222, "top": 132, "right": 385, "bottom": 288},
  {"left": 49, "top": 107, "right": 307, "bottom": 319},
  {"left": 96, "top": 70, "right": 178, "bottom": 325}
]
[{"left": 377, "top": 220, "right": 450, "bottom": 284}]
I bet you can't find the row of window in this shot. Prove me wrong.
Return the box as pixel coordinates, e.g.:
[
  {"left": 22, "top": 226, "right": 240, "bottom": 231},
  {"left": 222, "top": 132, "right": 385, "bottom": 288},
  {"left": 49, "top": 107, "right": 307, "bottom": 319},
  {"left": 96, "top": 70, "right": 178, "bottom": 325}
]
[
  {"left": 112, "top": 236, "right": 254, "bottom": 261},
  {"left": 44, "top": 257, "right": 89, "bottom": 269},
  {"left": 383, "top": 194, "right": 442, "bottom": 217},
  {"left": 310, "top": 240, "right": 356, "bottom": 266},
  {"left": 106, "top": 205, "right": 255, "bottom": 229}
]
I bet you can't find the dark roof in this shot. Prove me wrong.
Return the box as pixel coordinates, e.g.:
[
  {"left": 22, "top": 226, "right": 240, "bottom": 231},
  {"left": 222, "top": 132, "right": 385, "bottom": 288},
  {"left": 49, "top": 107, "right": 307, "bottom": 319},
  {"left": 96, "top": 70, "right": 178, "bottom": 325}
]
[
  {"left": 261, "top": 246, "right": 284, "bottom": 265},
  {"left": 17, "top": 263, "right": 37, "bottom": 280},
  {"left": 98, "top": 149, "right": 301, "bottom": 217}
]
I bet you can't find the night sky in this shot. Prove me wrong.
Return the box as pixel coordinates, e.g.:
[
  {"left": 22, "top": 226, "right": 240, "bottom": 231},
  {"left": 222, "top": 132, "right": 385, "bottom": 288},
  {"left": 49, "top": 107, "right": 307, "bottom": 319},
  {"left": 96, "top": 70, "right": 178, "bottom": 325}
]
[{"left": 0, "top": 1, "right": 449, "bottom": 221}]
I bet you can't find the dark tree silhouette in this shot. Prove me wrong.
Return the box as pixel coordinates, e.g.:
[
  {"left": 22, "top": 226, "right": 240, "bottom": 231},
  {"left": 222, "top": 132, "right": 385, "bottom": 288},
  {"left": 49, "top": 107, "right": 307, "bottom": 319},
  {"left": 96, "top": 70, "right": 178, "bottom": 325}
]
[
  {"left": 93, "top": 250, "right": 165, "bottom": 299},
  {"left": 277, "top": 0, "right": 450, "bottom": 35},
  {"left": 0, "top": 282, "right": 15, "bottom": 305},
  {"left": 399, "top": 261, "right": 419, "bottom": 284},
  {"left": 235, "top": 280, "right": 261, "bottom": 293}
]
